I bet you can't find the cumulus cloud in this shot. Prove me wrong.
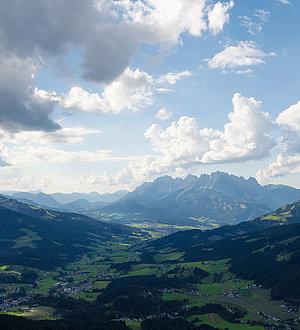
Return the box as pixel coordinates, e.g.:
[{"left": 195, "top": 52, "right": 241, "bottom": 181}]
[
  {"left": 145, "top": 117, "right": 209, "bottom": 164},
  {"left": 112, "top": 93, "right": 300, "bottom": 187},
  {"left": 155, "top": 108, "right": 173, "bottom": 121},
  {"left": 62, "top": 87, "right": 109, "bottom": 113},
  {"left": 101, "top": 68, "right": 155, "bottom": 112},
  {"left": 208, "top": 41, "right": 274, "bottom": 72},
  {"left": 145, "top": 93, "right": 275, "bottom": 165},
  {"left": 119, "top": 0, "right": 207, "bottom": 44},
  {"left": 62, "top": 68, "right": 155, "bottom": 113},
  {"left": 39, "top": 68, "right": 192, "bottom": 114},
  {"left": 208, "top": 1, "right": 235, "bottom": 35},
  {"left": 256, "top": 99, "right": 300, "bottom": 183},
  {"left": 114, "top": 154, "right": 174, "bottom": 185},
  {"left": 257, "top": 154, "right": 300, "bottom": 183},
  {"left": 276, "top": 101, "right": 300, "bottom": 133},
  {"left": 202, "top": 93, "right": 275, "bottom": 163},
  {"left": 109, "top": 93, "right": 276, "bottom": 186}
]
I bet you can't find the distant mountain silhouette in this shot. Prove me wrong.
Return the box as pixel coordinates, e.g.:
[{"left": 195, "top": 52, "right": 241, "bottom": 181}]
[
  {"left": 5, "top": 190, "right": 128, "bottom": 212},
  {"left": 50, "top": 190, "right": 128, "bottom": 204}
]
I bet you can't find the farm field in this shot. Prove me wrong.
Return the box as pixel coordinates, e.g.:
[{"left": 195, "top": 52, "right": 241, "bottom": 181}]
[
  {"left": 1, "top": 225, "right": 299, "bottom": 330},
  {"left": 4, "top": 306, "right": 56, "bottom": 321}
]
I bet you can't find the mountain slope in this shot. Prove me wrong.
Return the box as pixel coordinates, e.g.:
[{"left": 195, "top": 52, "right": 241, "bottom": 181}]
[
  {"left": 143, "top": 200, "right": 300, "bottom": 251},
  {"left": 139, "top": 201, "right": 300, "bottom": 300},
  {"left": 101, "top": 172, "right": 300, "bottom": 226},
  {"left": 11, "top": 192, "right": 62, "bottom": 209},
  {"left": 0, "top": 196, "right": 136, "bottom": 270},
  {"left": 63, "top": 199, "right": 109, "bottom": 213},
  {"left": 258, "top": 200, "right": 300, "bottom": 224}
]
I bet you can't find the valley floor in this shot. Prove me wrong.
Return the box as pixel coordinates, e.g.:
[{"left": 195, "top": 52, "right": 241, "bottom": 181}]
[{"left": 1, "top": 232, "right": 299, "bottom": 330}]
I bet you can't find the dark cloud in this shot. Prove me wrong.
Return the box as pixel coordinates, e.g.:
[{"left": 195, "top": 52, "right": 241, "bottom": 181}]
[
  {"left": 81, "top": 24, "right": 141, "bottom": 83},
  {"left": 0, "top": 93, "right": 60, "bottom": 132},
  {"left": 0, "top": 0, "right": 132, "bottom": 83},
  {"left": 0, "top": 0, "right": 97, "bottom": 57},
  {"left": 0, "top": 0, "right": 145, "bottom": 130},
  {"left": 0, "top": 55, "right": 60, "bottom": 132}
]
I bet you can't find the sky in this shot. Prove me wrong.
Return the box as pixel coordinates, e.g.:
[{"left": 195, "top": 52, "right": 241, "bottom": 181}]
[{"left": 0, "top": 0, "right": 299, "bottom": 193}]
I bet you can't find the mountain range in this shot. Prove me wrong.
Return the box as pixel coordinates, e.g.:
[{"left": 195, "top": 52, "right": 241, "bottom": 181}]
[
  {"left": 3, "top": 172, "right": 300, "bottom": 229},
  {"left": 1, "top": 190, "right": 128, "bottom": 213},
  {"left": 99, "top": 172, "right": 300, "bottom": 227}
]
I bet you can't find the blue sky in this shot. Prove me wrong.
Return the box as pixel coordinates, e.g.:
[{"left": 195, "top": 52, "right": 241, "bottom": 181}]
[{"left": 0, "top": 0, "right": 299, "bottom": 192}]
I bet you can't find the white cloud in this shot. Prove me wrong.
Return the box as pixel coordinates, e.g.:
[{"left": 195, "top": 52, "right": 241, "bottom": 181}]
[
  {"left": 276, "top": 0, "right": 290, "bottom": 5},
  {"left": 145, "top": 93, "right": 275, "bottom": 165},
  {"left": 118, "top": 0, "right": 234, "bottom": 45},
  {"left": 255, "top": 99, "right": 300, "bottom": 183},
  {"left": 276, "top": 100, "right": 300, "bottom": 133},
  {"left": 155, "top": 108, "right": 173, "bottom": 121},
  {"left": 145, "top": 117, "right": 209, "bottom": 164},
  {"left": 1, "top": 147, "right": 112, "bottom": 167},
  {"left": 239, "top": 9, "right": 270, "bottom": 35},
  {"left": 77, "top": 172, "right": 116, "bottom": 187},
  {"left": 0, "top": 127, "right": 111, "bottom": 166},
  {"left": 0, "top": 175, "right": 54, "bottom": 192},
  {"left": 208, "top": 1, "right": 235, "bottom": 35},
  {"left": 236, "top": 69, "right": 253, "bottom": 75},
  {"left": 40, "top": 68, "right": 192, "bottom": 114},
  {"left": 63, "top": 87, "right": 109, "bottom": 113},
  {"left": 114, "top": 154, "right": 173, "bottom": 185},
  {"left": 34, "top": 88, "right": 61, "bottom": 103},
  {"left": 0, "top": 128, "right": 139, "bottom": 167},
  {"left": 8, "top": 127, "right": 101, "bottom": 145},
  {"left": 202, "top": 93, "right": 275, "bottom": 163},
  {"left": 119, "top": 0, "right": 207, "bottom": 45},
  {"left": 111, "top": 93, "right": 276, "bottom": 186},
  {"left": 255, "top": 9, "right": 270, "bottom": 23},
  {"left": 208, "top": 41, "right": 274, "bottom": 72},
  {"left": 257, "top": 154, "right": 300, "bottom": 183},
  {"left": 157, "top": 71, "right": 193, "bottom": 85},
  {"left": 101, "top": 67, "right": 155, "bottom": 112}
]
